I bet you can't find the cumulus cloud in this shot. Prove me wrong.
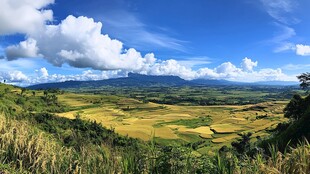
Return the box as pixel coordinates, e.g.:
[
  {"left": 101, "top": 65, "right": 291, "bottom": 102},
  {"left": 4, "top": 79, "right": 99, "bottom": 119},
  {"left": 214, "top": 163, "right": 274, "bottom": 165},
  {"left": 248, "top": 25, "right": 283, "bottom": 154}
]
[
  {"left": 18, "top": 68, "right": 125, "bottom": 86},
  {"left": 6, "top": 38, "right": 40, "bottom": 60},
  {"left": 241, "top": 57, "right": 258, "bottom": 71},
  {"left": 197, "top": 65, "right": 294, "bottom": 82},
  {"left": 296, "top": 44, "right": 310, "bottom": 56},
  {"left": 145, "top": 57, "right": 294, "bottom": 82},
  {"left": 35, "top": 67, "right": 49, "bottom": 78},
  {"left": 0, "top": 0, "right": 54, "bottom": 35},
  {"left": 6, "top": 15, "right": 157, "bottom": 72},
  {"left": 216, "top": 62, "right": 240, "bottom": 74},
  {"left": 146, "top": 59, "right": 196, "bottom": 80},
  {"left": 0, "top": 70, "right": 28, "bottom": 82}
]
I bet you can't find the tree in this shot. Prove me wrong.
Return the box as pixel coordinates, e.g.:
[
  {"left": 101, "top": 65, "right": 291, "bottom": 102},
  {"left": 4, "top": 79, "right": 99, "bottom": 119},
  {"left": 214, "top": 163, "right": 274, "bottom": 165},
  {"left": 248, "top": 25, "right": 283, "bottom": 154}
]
[
  {"left": 284, "top": 94, "right": 304, "bottom": 120},
  {"left": 4, "top": 88, "right": 9, "bottom": 93},
  {"left": 44, "top": 90, "right": 48, "bottom": 97},
  {"left": 297, "top": 72, "right": 310, "bottom": 90},
  {"left": 283, "top": 72, "right": 310, "bottom": 121},
  {"left": 21, "top": 88, "right": 26, "bottom": 95},
  {"left": 231, "top": 132, "right": 252, "bottom": 155}
]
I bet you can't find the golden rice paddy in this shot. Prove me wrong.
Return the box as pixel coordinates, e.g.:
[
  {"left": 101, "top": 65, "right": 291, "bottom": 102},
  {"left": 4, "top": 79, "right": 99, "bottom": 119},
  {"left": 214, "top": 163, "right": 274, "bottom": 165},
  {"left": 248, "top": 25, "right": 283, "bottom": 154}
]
[{"left": 56, "top": 93, "right": 287, "bottom": 150}]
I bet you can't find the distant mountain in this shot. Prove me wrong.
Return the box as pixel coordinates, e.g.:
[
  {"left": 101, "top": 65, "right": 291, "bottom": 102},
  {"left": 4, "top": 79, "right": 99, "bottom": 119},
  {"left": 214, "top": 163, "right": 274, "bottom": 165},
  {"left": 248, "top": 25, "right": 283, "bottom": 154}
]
[
  {"left": 28, "top": 73, "right": 192, "bottom": 89},
  {"left": 192, "top": 79, "right": 299, "bottom": 86},
  {"left": 27, "top": 73, "right": 299, "bottom": 89},
  {"left": 251, "top": 81, "right": 299, "bottom": 86},
  {"left": 190, "top": 79, "right": 246, "bottom": 86}
]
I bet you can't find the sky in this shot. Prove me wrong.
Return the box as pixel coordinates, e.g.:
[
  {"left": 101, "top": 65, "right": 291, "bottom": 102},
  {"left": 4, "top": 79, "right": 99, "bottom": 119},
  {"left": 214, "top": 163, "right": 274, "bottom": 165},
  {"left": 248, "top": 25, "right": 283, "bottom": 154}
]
[{"left": 0, "top": 0, "right": 310, "bottom": 86}]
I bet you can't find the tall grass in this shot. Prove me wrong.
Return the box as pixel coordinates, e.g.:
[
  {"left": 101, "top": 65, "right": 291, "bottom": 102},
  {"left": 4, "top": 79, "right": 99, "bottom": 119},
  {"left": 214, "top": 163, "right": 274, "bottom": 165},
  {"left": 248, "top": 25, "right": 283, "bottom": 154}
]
[
  {"left": 0, "top": 113, "right": 129, "bottom": 173},
  {"left": 0, "top": 113, "right": 204, "bottom": 173},
  {"left": 216, "top": 139, "right": 310, "bottom": 174},
  {"left": 0, "top": 114, "right": 81, "bottom": 173},
  {"left": 260, "top": 139, "right": 310, "bottom": 174}
]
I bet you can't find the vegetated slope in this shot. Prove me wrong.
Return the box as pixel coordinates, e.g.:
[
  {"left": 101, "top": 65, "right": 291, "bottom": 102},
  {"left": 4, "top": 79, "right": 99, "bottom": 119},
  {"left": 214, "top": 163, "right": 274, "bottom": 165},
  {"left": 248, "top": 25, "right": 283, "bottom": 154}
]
[
  {"left": 0, "top": 83, "right": 217, "bottom": 173},
  {"left": 260, "top": 94, "right": 310, "bottom": 151},
  {"left": 27, "top": 73, "right": 298, "bottom": 90}
]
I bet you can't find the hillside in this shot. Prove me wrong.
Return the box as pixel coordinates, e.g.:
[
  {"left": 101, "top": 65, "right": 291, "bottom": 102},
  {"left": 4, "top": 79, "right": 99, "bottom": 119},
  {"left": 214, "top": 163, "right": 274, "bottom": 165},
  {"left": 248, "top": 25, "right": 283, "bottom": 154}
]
[
  {"left": 0, "top": 83, "right": 146, "bottom": 173},
  {"left": 0, "top": 83, "right": 218, "bottom": 173},
  {"left": 260, "top": 94, "right": 310, "bottom": 151}
]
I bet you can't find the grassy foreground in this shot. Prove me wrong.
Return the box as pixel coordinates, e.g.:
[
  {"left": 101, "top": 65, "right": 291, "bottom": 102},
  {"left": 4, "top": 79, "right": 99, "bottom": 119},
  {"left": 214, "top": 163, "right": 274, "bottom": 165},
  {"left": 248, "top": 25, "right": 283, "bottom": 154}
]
[{"left": 0, "top": 112, "right": 309, "bottom": 173}]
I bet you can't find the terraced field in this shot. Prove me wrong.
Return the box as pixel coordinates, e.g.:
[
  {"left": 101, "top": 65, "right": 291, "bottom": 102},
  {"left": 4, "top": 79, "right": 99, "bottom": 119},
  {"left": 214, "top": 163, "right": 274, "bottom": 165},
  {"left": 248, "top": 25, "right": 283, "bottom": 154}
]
[{"left": 56, "top": 92, "right": 287, "bottom": 152}]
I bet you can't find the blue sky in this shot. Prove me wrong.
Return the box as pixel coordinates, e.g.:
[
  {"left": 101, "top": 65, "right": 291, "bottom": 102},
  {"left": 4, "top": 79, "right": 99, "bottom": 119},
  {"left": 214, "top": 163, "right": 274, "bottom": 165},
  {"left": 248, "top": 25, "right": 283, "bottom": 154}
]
[{"left": 0, "top": 0, "right": 310, "bottom": 86}]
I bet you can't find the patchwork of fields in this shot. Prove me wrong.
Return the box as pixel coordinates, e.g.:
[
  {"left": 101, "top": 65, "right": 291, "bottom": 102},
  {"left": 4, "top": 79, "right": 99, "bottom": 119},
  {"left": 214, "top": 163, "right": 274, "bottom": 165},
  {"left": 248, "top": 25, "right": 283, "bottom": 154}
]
[{"left": 56, "top": 92, "right": 287, "bottom": 153}]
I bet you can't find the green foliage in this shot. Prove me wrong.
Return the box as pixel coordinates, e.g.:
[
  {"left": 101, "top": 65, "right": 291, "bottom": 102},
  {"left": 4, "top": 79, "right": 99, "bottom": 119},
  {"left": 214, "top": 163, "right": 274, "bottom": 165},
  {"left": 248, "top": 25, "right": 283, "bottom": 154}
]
[
  {"left": 0, "top": 84, "right": 67, "bottom": 115},
  {"left": 20, "top": 88, "right": 26, "bottom": 95},
  {"left": 66, "top": 85, "right": 304, "bottom": 106},
  {"left": 15, "top": 97, "right": 26, "bottom": 105},
  {"left": 262, "top": 93, "right": 310, "bottom": 152},
  {"left": 297, "top": 72, "right": 310, "bottom": 90},
  {"left": 22, "top": 112, "right": 138, "bottom": 150},
  {"left": 231, "top": 132, "right": 253, "bottom": 155},
  {"left": 284, "top": 94, "right": 304, "bottom": 120},
  {"left": 155, "top": 116, "right": 212, "bottom": 128}
]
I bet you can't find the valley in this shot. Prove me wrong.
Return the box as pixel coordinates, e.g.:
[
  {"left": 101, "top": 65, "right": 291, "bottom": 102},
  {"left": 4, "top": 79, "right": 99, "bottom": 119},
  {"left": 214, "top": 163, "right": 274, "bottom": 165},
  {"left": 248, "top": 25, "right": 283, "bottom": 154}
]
[{"left": 54, "top": 87, "right": 290, "bottom": 153}]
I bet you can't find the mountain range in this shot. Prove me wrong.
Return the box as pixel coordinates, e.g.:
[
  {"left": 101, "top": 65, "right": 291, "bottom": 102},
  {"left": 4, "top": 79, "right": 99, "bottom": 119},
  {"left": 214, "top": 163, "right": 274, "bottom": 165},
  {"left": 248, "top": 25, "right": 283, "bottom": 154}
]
[{"left": 28, "top": 73, "right": 299, "bottom": 89}]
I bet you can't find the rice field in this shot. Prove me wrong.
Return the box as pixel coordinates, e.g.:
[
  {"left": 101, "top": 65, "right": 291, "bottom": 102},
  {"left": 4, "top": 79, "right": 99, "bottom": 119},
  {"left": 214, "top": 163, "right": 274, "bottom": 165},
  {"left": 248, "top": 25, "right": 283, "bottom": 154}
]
[{"left": 56, "top": 92, "right": 287, "bottom": 152}]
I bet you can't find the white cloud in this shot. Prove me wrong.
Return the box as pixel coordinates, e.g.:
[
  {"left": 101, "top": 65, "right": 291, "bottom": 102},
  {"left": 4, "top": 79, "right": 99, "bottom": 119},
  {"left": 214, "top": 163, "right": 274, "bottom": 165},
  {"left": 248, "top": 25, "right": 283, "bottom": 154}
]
[
  {"left": 0, "top": 59, "right": 38, "bottom": 73},
  {"left": 146, "top": 57, "right": 295, "bottom": 82},
  {"left": 5, "top": 38, "right": 40, "bottom": 60},
  {"left": 273, "top": 24, "right": 296, "bottom": 42},
  {"left": 176, "top": 57, "right": 211, "bottom": 68},
  {"left": 260, "top": 0, "right": 297, "bottom": 24},
  {"left": 36, "top": 67, "right": 49, "bottom": 78},
  {"left": 282, "top": 64, "right": 310, "bottom": 71},
  {"left": 100, "top": 11, "right": 186, "bottom": 51},
  {"left": 147, "top": 59, "right": 197, "bottom": 80},
  {"left": 23, "top": 68, "right": 125, "bottom": 86},
  {"left": 260, "top": 0, "right": 300, "bottom": 54},
  {"left": 197, "top": 66, "right": 295, "bottom": 82},
  {"left": 241, "top": 57, "right": 258, "bottom": 71},
  {"left": 274, "top": 42, "right": 295, "bottom": 53},
  {"left": 296, "top": 44, "right": 310, "bottom": 56},
  {"left": 6, "top": 15, "right": 157, "bottom": 72},
  {"left": 0, "top": 0, "right": 54, "bottom": 35},
  {"left": 216, "top": 62, "right": 240, "bottom": 74},
  {"left": 0, "top": 70, "right": 28, "bottom": 82},
  {"left": 270, "top": 24, "right": 296, "bottom": 53}
]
